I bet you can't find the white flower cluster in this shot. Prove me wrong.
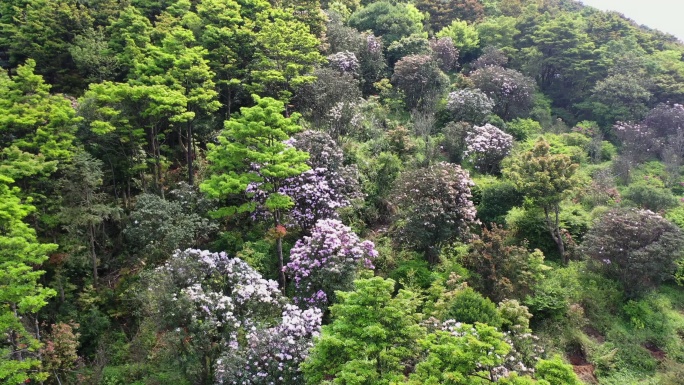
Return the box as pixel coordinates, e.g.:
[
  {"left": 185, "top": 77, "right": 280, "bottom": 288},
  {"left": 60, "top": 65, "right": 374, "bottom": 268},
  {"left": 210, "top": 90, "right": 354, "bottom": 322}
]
[{"left": 464, "top": 123, "right": 513, "bottom": 173}]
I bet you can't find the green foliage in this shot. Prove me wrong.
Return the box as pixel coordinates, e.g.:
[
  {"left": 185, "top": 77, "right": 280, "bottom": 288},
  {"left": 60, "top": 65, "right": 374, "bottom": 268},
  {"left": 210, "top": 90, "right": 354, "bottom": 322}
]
[
  {"left": 406, "top": 322, "right": 510, "bottom": 385},
  {"left": 124, "top": 185, "right": 217, "bottom": 265},
  {"left": 0, "top": 59, "right": 79, "bottom": 180},
  {"left": 389, "top": 258, "right": 436, "bottom": 290},
  {"left": 622, "top": 184, "right": 680, "bottom": 212},
  {"left": 476, "top": 16, "right": 520, "bottom": 55},
  {"left": 416, "top": 0, "right": 484, "bottom": 31},
  {"left": 436, "top": 19, "right": 480, "bottom": 56},
  {"left": 463, "top": 225, "right": 549, "bottom": 302},
  {"left": 476, "top": 179, "right": 524, "bottom": 225},
  {"left": 348, "top": 2, "right": 425, "bottom": 47},
  {"left": 249, "top": 10, "right": 325, "bottom": 101},
  {"left": 504, "top": 138, "right": 580, "bottom": 262},
  {"left": 506, "top": 118, "right": 542, "bottom": 141},
  {"left": 302, "top": 277, "right": 424, "bottom": 385},
  {"left": 201, "top": 95, "right": 309, "bottom": 216},
  {"left": 58, "top": 152, "right": 121, "bottom": 283},
  {"left": 0, "top": 176, "right": 56, "bottom": 384},
  {"left": 535, "top": 356, "right": 582, "bottom": 385},
  {"left": 445, "top": 287, "right": 503, "bottom": 327}
]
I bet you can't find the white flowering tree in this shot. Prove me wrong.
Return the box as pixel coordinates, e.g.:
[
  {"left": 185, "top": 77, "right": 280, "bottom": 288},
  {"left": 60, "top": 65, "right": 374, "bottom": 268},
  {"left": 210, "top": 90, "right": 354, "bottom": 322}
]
[
  {"left": 140, "top": 249, "right": 322, "bottom": 385},
  {"left": 446, "top": 88, "right": 495, "bottom": 123},
  {"left": 464, "top": 123, "right": 513, "bottom": 174}
]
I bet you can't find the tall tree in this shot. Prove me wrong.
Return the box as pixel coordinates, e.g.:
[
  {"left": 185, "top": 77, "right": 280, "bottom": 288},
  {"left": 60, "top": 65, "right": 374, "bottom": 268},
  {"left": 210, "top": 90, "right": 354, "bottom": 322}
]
[
  {"left": 131, "top": 25, "right": 221, "bottom": 185},
  {"left": 57, "top": 152, "right": 120, "bottom": 285},
  {"left": 503, "top": 138, "right": 579, "bottom": 263},
  {"left": 201, "top": 96, "right": 310, "bottom": 288},
  {"left": 0, "top": 176, "right": 56, "bottom": 384},
  {"left": 525, "top": 14, "right": 605, "bottom": 108},
  {"left": 248, "top": 10, "right": 324, "bottom": 101},
  {"left": 348, "top": 2, "right": 425, "bottom": 47}
]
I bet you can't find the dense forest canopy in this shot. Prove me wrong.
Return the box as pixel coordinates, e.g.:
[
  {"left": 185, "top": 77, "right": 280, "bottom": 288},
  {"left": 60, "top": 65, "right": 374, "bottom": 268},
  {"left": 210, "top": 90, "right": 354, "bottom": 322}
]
[{"left": 3, "top": 0, "right": 684, "bottom": 384}]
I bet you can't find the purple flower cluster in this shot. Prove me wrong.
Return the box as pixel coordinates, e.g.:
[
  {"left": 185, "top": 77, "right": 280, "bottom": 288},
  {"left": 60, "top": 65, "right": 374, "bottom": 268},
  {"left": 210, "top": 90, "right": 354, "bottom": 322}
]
[
  {"left": 215, "top": 305, "right": 322, "bottom": 385},
  {"left": 281, "top": 168, "right": 352, "bottom": 231},
  {"left": 248, "top": 131, "right": 361, "bottom": 230},
  {"left": 285, "top": 219, "right": 378, "bottom": 308},
  {"left": 430, "top": 37, "right": 460, "bottom": 72},
  {"left": 464, "top": 123, "right": 513, "bottom": 174},
  {"left": 327, "top": 51, "right": 360, "bottom": 76},
  {"left": 366, "top": 34, "right": 382, "bottom": 54}
]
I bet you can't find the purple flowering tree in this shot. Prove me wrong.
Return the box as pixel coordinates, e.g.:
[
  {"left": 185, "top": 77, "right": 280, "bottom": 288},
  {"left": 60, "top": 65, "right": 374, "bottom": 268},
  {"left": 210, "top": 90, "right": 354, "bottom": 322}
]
[
  {"left": 288, "top": 131, "right": 362, "bottom": 231},
  {"left": 582, "top": 208, "right": 684, "bottom": 296},
  {"left": 215, "top": 304, "right": 322, "bottom": 384},
  {"left": 141, "top": 249, "right": 322, "bottom": 385},
  {"left": 285, "top": 219, "right": 378, "bottom": 309},
  {"left": 464, "top": 123, "right": 513, "bottom": 174},
  {"left": 248, "top": 131, "right": 362, "bottom": 232},
  {"left": 470, "top": 65, "right": 536, "bottom": 120},
  {"left": 446, "top": 88, "right": 495, "bottom": 123},
  {"left": 391, "top": 162, "right": 478, "bottom": 263},
  {"left": 429, "top": 36, "right": 460, "bottom": 72},
  {"left": 327, "top": 51, "right": 360, "bottom": 76}
]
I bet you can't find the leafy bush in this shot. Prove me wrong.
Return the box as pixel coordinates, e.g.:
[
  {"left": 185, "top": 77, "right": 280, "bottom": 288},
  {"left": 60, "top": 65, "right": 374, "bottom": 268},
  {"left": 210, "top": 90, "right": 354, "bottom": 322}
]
[
  {"left": 462, "top": 225, "right": 548, "bottom": 302},
  {"left": 445, "top": 287, "right": 503, "bottom": 327},
  {"left": 622, "top": 183, "right": 679, "bottom": 212},
  {"left": 506, "top": 118, "right": 542, "bottom": 141},
  {"left": 477, "top": 180, "right": 524, "bottom": 225}
]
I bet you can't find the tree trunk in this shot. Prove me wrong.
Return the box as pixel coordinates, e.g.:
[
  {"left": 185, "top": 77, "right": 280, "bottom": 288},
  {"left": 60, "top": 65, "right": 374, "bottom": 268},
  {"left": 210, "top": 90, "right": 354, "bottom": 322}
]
[
  {"left": 10, "top": 303, "right": 21, "bottom": 361},
  {"left": 187, "top": 121, "right": 194, "bottom": 185},
  {"left": 89, "top": 223, "right": 98, "bottom": 285},
  {"left": 274, "top": 211, "right": 286, "bottom": 290},
  {"left": 544, "top": 206, "right": 566, "bottom": 263}
]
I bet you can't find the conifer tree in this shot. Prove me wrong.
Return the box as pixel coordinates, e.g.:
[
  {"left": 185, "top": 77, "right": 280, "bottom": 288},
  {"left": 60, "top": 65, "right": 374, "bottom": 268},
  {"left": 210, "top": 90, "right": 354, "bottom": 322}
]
[{"left": 201, "top": 95, "right": 309, "bottom": 288}]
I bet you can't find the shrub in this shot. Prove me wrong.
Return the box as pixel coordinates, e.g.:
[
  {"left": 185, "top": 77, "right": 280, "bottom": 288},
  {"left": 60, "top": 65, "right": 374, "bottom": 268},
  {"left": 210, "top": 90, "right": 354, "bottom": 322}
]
[
  {"left": 582, "top": 208, "right": 684, "bottom": 296},
  {"left": 445, "top": 287, "right": 503, "bottom": 327}
]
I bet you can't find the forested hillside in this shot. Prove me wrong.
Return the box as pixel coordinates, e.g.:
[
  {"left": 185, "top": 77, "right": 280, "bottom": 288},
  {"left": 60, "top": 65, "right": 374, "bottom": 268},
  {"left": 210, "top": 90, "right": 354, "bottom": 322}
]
[{"left": 3, "top": 0, "right": 684, "bottom": 383}]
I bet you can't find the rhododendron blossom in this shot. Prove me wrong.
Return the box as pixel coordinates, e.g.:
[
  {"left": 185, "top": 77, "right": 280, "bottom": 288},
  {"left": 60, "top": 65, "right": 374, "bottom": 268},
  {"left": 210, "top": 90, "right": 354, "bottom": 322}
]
[
  {"left": 285, "top": 219, "right": 378, "bottom": 308},
  {"left": 145, "top": 249, "right": 322, "bottom": 385},
  {"left": 464, "top": 123, "right": 513, "bottom": 174}
]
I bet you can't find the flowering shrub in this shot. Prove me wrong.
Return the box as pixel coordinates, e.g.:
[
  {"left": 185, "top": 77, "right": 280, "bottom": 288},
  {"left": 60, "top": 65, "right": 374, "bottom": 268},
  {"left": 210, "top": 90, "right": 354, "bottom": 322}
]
[
  {"left": 285, "top": 219, "right": 378, "bottom": 308},
  {"left": 215, "top": 304, "right": 322, "bottom": 385},
  {"left": 470, "top": 66, "right": 535, "bottom": 120},
  {"left": 582, "top": 208, "right": 684, "bottom": 296},
  {"left": 446, "top": 88, "right": 495, "bottom": 123},
  {"left": 248, "top": 131, "right": 361, "bottom": 231},
  {"left": 327, "top": 51, "right": 360, "bottom": 76},
  {"left": 464, "top": 123, "right": 513, "bottom": 174},
  {"left": 430, "top": 36, "right": 460, "bottom": 72},
  {"left": 392, "top": 54, "right": 449, "bottom": 110},
  {"left": 391, "top": 162, "right": 478, "bottom": 262},
  {"left": 142, "top": 249, "right": 323, "bottom": 384}
]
